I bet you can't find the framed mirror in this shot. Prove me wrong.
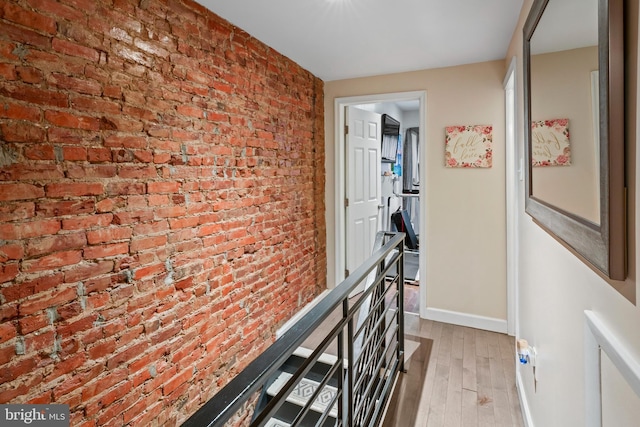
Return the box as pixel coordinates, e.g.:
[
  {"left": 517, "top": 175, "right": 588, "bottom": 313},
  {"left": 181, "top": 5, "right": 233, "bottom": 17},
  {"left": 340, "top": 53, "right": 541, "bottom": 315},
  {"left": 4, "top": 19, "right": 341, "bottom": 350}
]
[{"left": 523, "top": 0, "right": 626, "bottom": 280}]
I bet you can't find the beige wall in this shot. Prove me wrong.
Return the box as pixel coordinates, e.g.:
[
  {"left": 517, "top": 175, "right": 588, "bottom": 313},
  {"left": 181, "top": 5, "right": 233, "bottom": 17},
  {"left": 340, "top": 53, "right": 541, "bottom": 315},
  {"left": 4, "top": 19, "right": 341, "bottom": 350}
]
[
  {"left": 324, "top": 60, "right": 508, "bottom": 322},
  {"left": 531, "top": 46, "right": 600, "bottom": 223},
  {"left": 509, "top": 0, "right": 640, "bottom": 425}
]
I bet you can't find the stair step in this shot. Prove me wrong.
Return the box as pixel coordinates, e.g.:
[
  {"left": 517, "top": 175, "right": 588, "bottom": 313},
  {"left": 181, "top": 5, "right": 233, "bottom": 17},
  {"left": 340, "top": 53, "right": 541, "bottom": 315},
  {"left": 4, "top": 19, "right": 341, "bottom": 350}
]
[
  {"left": 293, "top": 346, "right": 349, "bottom": 370},
  {"left": 293, "top": 347, "right": 338, "bottom": 367},
  {"left": 264, "top": 418, "right": 291, "bottom": 427},
  {"left": 266, "top": 372, "right": 338, "bottom": 418}
]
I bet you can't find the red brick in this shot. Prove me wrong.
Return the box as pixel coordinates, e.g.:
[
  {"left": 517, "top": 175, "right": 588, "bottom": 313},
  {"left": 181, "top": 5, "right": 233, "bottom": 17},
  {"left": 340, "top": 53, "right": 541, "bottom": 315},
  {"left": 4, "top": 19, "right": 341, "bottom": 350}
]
[
  {"left": 48, "top": 73, "right": 102, "bottom": 96},
  {"left": 0, "top": 383, "right": 29, "bottom": 403},
  {"left": 0, "top": 85, "right": 68, "bottom": 108},
  {"left": 0, "top": 322, "right": 16, "bottom": 344},
  {"left": 62, "top": 214, "right": 113, "bottom": 230},
  {"left": 57, "top": 300, "right": 82, "bottom": 319},
  {"left": 82, "top": 367, "right": 127, "bottom": 401},
  {"left": 134, "top": 38, "right": 170, "bottom": 59},
  {"left": 0, "top": 121, "right": 46, "bottom": 143},
  {"left": 0, "top": 63, "right": 16, "bottom": 80},
  {"left": 0, "top": 263, "right": 18, "bottom": 283},
  {"left": 15, "top": 66, "right": 43, "bottom": 83},
  {"left": 18, "top": 312, "right": 49, "bottom": 334},
  {"left": 0, "top": 0, "right": 327, "bottom": 424},
  {"left": 23, "top": 328, "right": 56, "bottom": 353},
  {"left": 24, "top": 145, "right": 55, "bottom": 160},
  {"left": 66, "top": 164, "right": 117, "bottom": 179},
  {"left": 86, "top": 292, "right": 109, "bottom": 309},
  {"left": 86, "top": 338, "right": 117, "bottom": 361},
  {"left": 102, "top": 317, "right": 129, "bottom": 339},
  {"left": 0, "top": 22, "right": 49, "bottom": 49},
  {"left": 53, "top": 364, "right": 103, "bottom": 400},
  {"left": 155, "top": 206, "right": 186, "bottom": 218},
  {"left": 106, "top": 341, "right": 149, "bottom": 370},
  {"left": 70, "top": 95, "right": 121, "bottom": 115},
  {"left": 2, "top": 165, "right": 63, "bottom": 181},
  {"left": 48, "top": 353, "right": 87, "bottom": 382},
  {"left": 112, "top": 210, "right": 154, "bottom": 225},
  {"left": 105, "top": 182, "right": 145, "bottom": 196},
  {"left": 51, "top": 38, "right": 100, "bottom": 62},
  {"left": 161, "top": 367, "right": 192, "bottom": 397},
  {"left": 2, "top": 3, "right": 57, "bottom": 34},
  {"left": 0, "top": 357, "right": 38, "bottom": 383},
  {"left": 176, "top": 104, "right": 203, "bottom": 118},
  {"left": 0, "top": 244, "right": 24, "bottom": 261},
  {"left": 86, "top": 227, "right": 132, "bottom": 245},
  {"left": 25, "top": 232, "right": 87, "bottom": 257},
  {"left": 45, "top": 110, "right": 100, "bottom": 131},
  {"left": 64, "top": 260, "right": 114, "bottom": 283},
  {"left": 130, "top": 235, "right": 166, "bottom": 252},
  {"left": 133, "top": 263, "right": 164, "bottom": 280},
  {"left": 0, "top": 102, "right": 41, "bottom": 121},
  {"left": 26, "top": 0, "right": 85, "bottom": 22},
  {"left": 0, "top": 302, "right": 17, "bottom": 322},
  {"left": 22, "top": 250, "right": 82, "bottom": 273},
  {"left": 0, "top": 183, "right": 44, "bottom": 201},
  {"left": 118, "top": 166, "right": 157, "bottom": 179},
  {"left": 87, "top": 148, "right": 111, "bottom": 163},
  {"left": 36, "top": 200, "right": 95, "bottom": 217},
  {"left": 0, "top": 202, "right": 36, "bottom": 226},
  {"left": 0, "top": 219, "right": 60, "bottom": 240},
  {"left": 45, "top": 182, "right": 104, "bottom": 197},
  {"left": 0, "top": 345, "right": 15, "bottom": 366},
  {"left": 56, "top": 314, "right": 98, "bottom": 339},
  {"left": 83, "top": 243, "right": 128, "bottom": 259},
  {"left": 132, "top": 220, "right": 168, "bottom": 236},
  {"left": 2, "top": 273, "right": 64, "bottom": 303},
  {"left": 168, "top": 217, "right": 199, "bottom": 229},
  {"left": 104, "top": 135, "right": 147, "bottom": 148},
  {"left": 62, "top": 146, "right": 87, "bottom": 161}
]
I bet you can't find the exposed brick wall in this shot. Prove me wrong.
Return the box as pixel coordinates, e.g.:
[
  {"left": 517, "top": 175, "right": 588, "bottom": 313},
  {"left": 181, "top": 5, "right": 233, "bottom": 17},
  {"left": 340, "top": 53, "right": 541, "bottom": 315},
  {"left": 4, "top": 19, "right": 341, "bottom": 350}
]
[{"left": 0, "top": 0, "right": 326, "bottom": 425}]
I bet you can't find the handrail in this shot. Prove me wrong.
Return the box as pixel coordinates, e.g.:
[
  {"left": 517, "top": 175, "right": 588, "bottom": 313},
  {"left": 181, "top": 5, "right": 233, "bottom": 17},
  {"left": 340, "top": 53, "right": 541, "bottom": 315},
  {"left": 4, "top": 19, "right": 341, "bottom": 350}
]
[{"left": 183, "top": 232, "right": 406, "bottom": 427}]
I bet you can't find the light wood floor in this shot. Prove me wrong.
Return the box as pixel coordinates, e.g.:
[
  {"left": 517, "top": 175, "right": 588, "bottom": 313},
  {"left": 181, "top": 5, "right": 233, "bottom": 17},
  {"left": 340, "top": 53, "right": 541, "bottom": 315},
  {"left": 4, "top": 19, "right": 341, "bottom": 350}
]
[
  {"left": 301, "top": 284, "right": 524, "bottom": 426},
  {"left": 398, "top": 314, "right": 525, "bottom": 427}
]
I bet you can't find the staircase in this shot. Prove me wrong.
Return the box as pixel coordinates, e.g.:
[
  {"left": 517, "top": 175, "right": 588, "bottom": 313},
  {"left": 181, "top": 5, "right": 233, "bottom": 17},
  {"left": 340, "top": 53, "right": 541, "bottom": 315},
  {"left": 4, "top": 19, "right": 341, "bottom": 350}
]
[
  {"left": 182, "top": 232, "right": 406, "bottom": 427},
  {"left": 258, "top": 348, "right": 341, "bottom": 427}
]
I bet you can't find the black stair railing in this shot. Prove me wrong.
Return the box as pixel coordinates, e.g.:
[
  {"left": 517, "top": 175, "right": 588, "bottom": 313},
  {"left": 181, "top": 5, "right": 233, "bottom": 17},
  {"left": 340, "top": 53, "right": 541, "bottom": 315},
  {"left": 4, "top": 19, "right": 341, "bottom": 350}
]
[{"left": 183, "top": 232, "right": 406, "bottom": 427}]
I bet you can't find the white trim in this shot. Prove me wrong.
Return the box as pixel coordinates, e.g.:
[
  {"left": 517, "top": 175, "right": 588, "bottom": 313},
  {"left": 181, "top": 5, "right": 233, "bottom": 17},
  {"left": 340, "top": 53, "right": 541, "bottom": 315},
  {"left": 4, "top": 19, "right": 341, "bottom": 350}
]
[
  {"left": 334, "top": 91, "right": 428, "bottom": 320},
  {"left": 516, "top": 370, "right": 535, "bottom": 427},
  {"left": 584, "top": 310, "right": 640, "bottom": 427},
  {"left": 334, "top": 99, "right": 346, "bottom": 288},
  {"left": 504, "top": 56, "right": 519, "bottom": 337},
  {"left": 275, "top": 290, "right": 330, "bottom": 338},
  {"left": 424, "top": 307, "right": 508, "bottom": 334}
]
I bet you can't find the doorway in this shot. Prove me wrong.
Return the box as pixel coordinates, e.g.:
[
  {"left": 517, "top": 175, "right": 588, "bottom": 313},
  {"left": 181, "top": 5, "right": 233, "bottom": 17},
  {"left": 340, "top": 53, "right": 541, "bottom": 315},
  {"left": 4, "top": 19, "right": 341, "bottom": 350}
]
[
  {"left": 335, "top": 91, "right": 427, "bottom": 317},
  {"left": 504, "top": 57, "right": 518, "bottom": 337}
]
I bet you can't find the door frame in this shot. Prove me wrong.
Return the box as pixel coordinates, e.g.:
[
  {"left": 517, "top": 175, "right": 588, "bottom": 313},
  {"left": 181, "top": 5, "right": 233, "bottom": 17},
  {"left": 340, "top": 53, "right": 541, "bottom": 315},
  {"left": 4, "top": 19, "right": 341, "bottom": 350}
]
[
  {"left": 334, "top": 90, "right": 427, "bottom": 318},
  {"left": 504, "top": 57, "right": 519, "bottom": 337}
]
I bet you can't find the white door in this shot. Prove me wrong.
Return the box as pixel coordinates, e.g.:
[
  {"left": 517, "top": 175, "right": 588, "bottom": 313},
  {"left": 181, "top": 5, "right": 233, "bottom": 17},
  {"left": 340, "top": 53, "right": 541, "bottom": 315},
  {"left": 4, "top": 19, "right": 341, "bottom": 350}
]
[{"left": 345, "top": 106, "right": 382, "bottom": 291}]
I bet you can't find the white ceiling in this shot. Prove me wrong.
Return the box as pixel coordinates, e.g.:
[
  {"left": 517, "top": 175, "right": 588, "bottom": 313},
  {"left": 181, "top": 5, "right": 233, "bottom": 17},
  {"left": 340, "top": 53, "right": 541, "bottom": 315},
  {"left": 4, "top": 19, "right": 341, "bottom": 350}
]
[
  {"left": 531, "top": 0, "right": 598, "bottom": 55},
  {"left": 196, "top": 0, "right": 525, "bottom": 82}
]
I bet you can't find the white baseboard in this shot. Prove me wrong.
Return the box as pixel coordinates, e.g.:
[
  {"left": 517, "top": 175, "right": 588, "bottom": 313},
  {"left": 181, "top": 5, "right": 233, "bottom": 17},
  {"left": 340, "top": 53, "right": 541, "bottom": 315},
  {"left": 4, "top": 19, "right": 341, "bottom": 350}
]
[
  {"left": 276, "top": 290, "right": 331, "bottom": 339},
  {"left": 516, "top": 369, "right": 535, "bottom": 427},
  {"left": 424, "top": 307, "right": 508, "bottom": 334}
]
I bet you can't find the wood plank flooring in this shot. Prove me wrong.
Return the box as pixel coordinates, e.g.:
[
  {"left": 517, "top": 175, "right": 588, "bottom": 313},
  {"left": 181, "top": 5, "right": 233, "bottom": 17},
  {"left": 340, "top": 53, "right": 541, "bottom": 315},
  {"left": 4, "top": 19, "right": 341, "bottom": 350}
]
[
  {"left": 396, "top": 313, "right": 524, "bottom": 427},
  {"left": 299, "top": 284, "right": 523, "bottom": 426}
]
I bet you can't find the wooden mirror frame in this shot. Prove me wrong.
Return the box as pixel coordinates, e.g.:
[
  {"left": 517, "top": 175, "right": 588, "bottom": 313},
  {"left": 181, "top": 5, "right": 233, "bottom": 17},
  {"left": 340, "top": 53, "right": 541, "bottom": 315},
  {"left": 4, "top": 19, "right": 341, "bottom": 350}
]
[{"left": 523, "top": 0, "right": 626, "bottom": 280}]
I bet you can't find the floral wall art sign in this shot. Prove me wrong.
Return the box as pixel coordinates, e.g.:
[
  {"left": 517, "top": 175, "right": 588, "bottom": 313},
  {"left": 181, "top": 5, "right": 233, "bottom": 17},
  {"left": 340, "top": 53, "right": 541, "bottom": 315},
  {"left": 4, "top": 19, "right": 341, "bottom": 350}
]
[
  {"left": 531, "top": 118, "right": 571, "bottom": 166},
  {"left": 445, "top": 124, "right": 493, "bottom": 168}
]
